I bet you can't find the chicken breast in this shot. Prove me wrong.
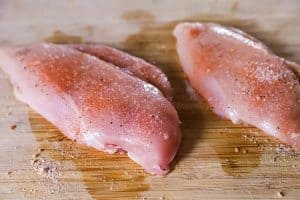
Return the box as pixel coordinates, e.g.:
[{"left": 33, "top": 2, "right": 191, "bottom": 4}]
[
  {"left": 174, "top": 22, "right": 300, "bottom": 150},
  {"left": 67, "top": 44, "right": 172, "bottom": 100},
  {"left": 0, "top": 43, "right": 181, "bottom": 175}
]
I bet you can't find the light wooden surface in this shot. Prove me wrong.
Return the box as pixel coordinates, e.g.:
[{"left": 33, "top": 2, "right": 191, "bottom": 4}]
[{"left": 0, "top": 0, "right": 300, "bottom": 199}]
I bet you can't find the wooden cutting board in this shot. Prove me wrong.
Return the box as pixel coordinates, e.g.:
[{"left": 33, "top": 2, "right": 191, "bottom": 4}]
[{"left": 0, "top": 0, "right": 300, "bottom": 199}]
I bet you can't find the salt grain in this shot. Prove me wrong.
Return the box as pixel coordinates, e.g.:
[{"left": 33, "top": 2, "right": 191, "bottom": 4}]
[
  {"left": 277, "top": 191, "right": 284, "bottom": 198},
  {"left": 32, "top": 157, "right": 60, "bottom": 181},
  {"left": 234, "top": 147, "right": 240, "bottom": 153}
]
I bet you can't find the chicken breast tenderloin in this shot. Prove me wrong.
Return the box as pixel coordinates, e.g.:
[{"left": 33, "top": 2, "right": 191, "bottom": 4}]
[
  {"left": 0, "top": 43, "right": 181, "bottom": 175},
  {"left": 67, "top": 44, "right": 173, "bottom": 100},
  {"left": 174, "top": 22, "right": 300, "bottom": 150}
]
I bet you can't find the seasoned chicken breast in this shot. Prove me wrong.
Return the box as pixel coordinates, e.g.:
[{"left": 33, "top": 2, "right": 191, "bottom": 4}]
[
  {"left": 174, "top": 22, "right": 300, "bottom": 149},
  {"left": 0, "top": 43, "right": 181, "bottom": 175}
]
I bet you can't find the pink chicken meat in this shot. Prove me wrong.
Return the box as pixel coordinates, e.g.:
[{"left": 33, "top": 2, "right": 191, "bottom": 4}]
[
  {"left": 67, "top": 44, "right": 173, "bottom": 100},
  {"left": 174, "top": 22, "right": 300, "bottom": 150},
  {"left": 0, "top": 43, "right": 181, "bottom": 175}
]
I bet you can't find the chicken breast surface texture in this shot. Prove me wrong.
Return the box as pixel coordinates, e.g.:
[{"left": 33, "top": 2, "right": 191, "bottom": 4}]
[
  {"left": 0, "top": 43, "right": 181, "bottom": 175},
  {"left": 67, "top": 44, "right": 173, "bottom": 100},
  {"left": 174, "top": 22, "right": 300, "bottom": 150}
]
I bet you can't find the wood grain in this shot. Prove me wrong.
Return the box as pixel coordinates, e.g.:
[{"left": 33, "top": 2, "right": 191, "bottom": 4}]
[{"left": 0, "top": 0, "right": 300, "bottom": 199}]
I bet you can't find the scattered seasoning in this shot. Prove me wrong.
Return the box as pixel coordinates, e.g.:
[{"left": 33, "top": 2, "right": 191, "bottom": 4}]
[
  {"left": 275, "top": 145, "right": 295, "bottom": 157},
  {"left": 32, "top": 153, "right": 40, "bottom": 159},
  {"left": 10, "top": 125, "right": 17, "bottom": 130},
  {"left": 6, "top": 171, "right": 12, "bottom": 177},
  {"left": 32, "top": 157, "right": 60, "bottom": 181},
  {"left": 277, "top": 191, "right": 284, "bottom": 198},
  {"left": 31, "top": 159, "right": 38, "bottom": 165},
  {"left": 30, "top": 189, "right": 37, "bottom": 194},
  {"left": 234, "top": 147, "right": 240, "bottom": 153}
]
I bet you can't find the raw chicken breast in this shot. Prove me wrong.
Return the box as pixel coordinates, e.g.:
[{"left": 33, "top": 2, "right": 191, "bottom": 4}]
[
  {"left": 174, "top": 22, "right": 300, "bottom": 150},
  {"left": 67, "top": 44, "right": 172, "bottom": 100},
  {"left": 0, "top": 43, "right": 181, "bottom": 175}
]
